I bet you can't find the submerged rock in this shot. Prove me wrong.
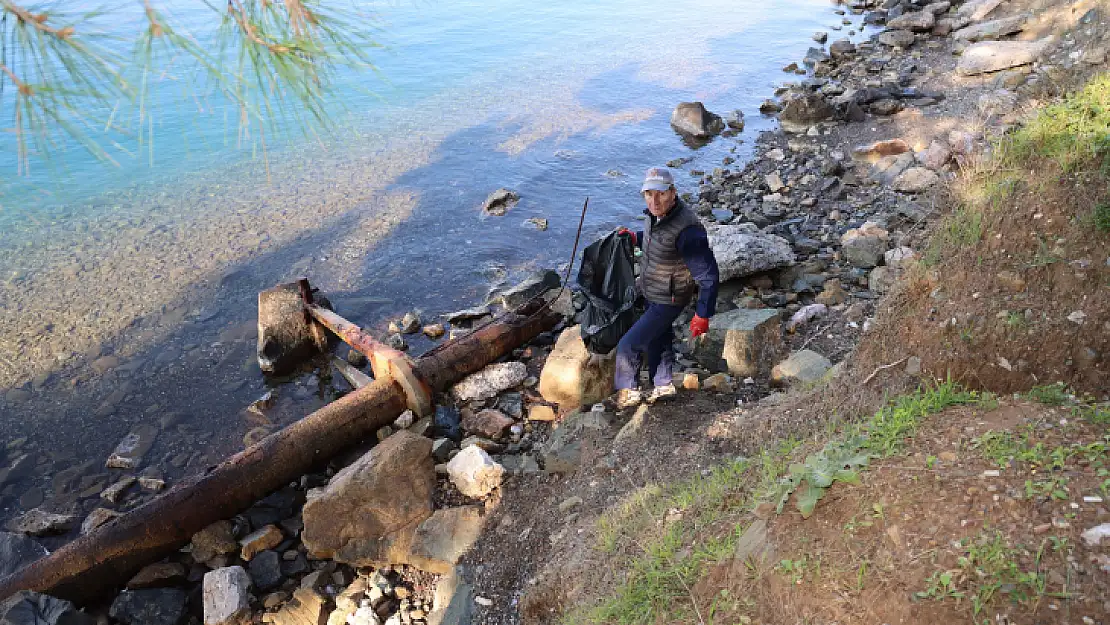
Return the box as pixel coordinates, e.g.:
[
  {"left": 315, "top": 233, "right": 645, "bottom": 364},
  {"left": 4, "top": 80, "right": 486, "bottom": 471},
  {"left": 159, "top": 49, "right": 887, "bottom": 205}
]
[
  {"left": 670, "top": 102, "right": 725, "bottom": 138},
  {"left": 482, "top": 188, "right": 519, "bottom": 216}
]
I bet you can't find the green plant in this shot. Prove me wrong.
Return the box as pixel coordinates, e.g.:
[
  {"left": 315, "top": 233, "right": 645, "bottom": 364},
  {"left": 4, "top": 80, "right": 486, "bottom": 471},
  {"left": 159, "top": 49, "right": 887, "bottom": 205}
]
[
  {"left": 1023, "top": 476, "right": 1069, "bottom": 501},
  {"left": 1095, "top": 201, "right": 1110, "bottom": 232},
  {"left": 776, "top": 557, "right": 809, "bottom": 585},
  {"left": 1004, "top": 310, "right": 1028, "bottom": 330},
  {"left": 770, "top": 435, "right": 868, "bottom": 518},
  {"left": 926, "top": 455, "right": 937, "bottom": 469},
  {"left": 916, "top": 570, "right": 964, "bottom": 601},
  {"left": 1027, "top": 382, "right": 1072, "bottom": 406},
  {"left": 1025, "top": 235, "right": 1062, "bottom": 269}
]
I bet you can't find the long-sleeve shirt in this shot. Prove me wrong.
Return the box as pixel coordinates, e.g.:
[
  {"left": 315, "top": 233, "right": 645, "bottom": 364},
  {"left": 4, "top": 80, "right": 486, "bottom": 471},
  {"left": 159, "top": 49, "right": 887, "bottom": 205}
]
[{"left": 632, "top": 225, "right": 719, "bottom": 319}]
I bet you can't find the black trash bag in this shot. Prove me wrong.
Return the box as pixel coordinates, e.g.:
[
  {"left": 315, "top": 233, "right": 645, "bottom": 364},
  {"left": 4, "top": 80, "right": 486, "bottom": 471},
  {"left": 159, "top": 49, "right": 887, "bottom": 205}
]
[{"left": 574, "top": 230, "right": 640, "bottom": 355}]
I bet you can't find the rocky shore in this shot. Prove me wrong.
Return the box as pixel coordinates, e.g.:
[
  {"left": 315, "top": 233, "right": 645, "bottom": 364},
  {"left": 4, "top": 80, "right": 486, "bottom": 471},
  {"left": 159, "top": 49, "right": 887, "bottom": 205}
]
[{"left": 2, "top": 0, "right": 1106, "bottom": 623}]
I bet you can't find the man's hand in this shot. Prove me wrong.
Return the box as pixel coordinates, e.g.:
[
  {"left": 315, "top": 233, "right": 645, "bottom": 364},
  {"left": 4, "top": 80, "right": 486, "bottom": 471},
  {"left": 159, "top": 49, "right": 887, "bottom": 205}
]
[
  {"left": 689, "top": 315, "right": 709, "bottom": 340},
  {"left": 616, "top": 227, "right": 636, "bottom": 246}
]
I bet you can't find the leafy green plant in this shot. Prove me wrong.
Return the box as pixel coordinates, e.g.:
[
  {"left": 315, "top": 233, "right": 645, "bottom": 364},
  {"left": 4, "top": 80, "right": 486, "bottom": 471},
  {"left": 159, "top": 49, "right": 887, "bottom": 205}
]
[
  {"left": 916, "top": 570, "right": 964, "bottom": 601},
  {"left": 771, "top": 436, "right": 868, "bottom": 518},
  {"left": 776, "top": 557, "right": 809, "bottom": 585},
  {"left": 1027, "top": 382, "right": 1072, "bottom": 406},
  {"left": 1023, "top": 476, "right": 1069, "bottom": 501},
  {"left": 1095, "top": 200, "right": 1110, "bottom": 232}
]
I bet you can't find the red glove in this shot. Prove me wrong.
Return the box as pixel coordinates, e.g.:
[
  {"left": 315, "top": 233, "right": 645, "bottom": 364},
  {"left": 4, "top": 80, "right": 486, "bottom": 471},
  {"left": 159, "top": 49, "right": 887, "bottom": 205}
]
[
  {"left": 616, "top": 227, "right": 636, "bottom": 246},
  {"left": 690, "top": 315, "right": 709, "bottom": 340}
]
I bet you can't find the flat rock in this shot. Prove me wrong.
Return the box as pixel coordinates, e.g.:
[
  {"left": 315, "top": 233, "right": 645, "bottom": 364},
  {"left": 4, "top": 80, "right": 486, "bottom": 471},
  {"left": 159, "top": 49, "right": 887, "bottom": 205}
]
[
  {"left": 692, "top": 308, "right": 783, "bottom": 377},
  {"left": 444, "top": 306, "right": 491, "bottom": 324},
  {"left": 956, "top": 39, "right": 1052, "bottom": 76},
  {"left": 771, "top": 350, "right": 834, "bottom": 386},
  {"left": 81, "top": 508, "right": 123, "bottom": 535},
  {"left": 8, "top": 509, "right": 77, "bottom": 537},
  {"left": 302, "top": 431, "right": 434, "bottom": 568},
  {"left": 487, "top": 270, "right": 560, "bottom": 310},
  {"left": 0, "top": 532, "right": 48, "bottom": 579},
  {"left": 128, "top": 562, "right": 188, "bottom": 589},
  {"left": 461, "top": 409, "right": 514, "bottom": 439},
  {"left": 451, "top": 362, "right": 528, "bottom": 402},
  {"left": 705, "top": 224, "right": 796, "bottom": 282},
  {"left": 887, "top": 10, "right": 935, "bottom": 31},
  {"left": 203, "top": 566, "right": 252, "bottom": 625},
  {"left": 840, "top": 222, "right": 890, "bottom": 268},
  {"left": 109, "top": 588, "right": 189, "bottom": 625},
  {"left": 953, "top": 14, "right": 1029, "bottom": 41},
  {"left": 191, "top": 521, "right": 239, "bottom": 564},
  {"left": 852, "top": 138, "right": 910, "bottom": 163},
  {"left": 408, "top": 506, "right": 485, "bottom": 574},
  {"left": 105, "top": 424, "right": 158, "bottom": 470},
  {"left": 878, "top": 29, "right": 916, "bottom": 48},
  {"left": 261, "top": 588, "right": 328, "bottom": 625},
  {"left": 892, "top": 167, "right": 940, "bottom": 193},
  {"left": 445, "top": 446, "right": 504, "bottom": 499},
  {"left": 957, "top": 0, "right": 1005, "bottom": 21},
  {"left": 482, "top": 188, "right": 519, "bottom": 216},
  {"left": 239, "top": 525, "right": 283, "bottom": 561},
  {"left": 0, "top": 591, "right": 95, "bottom": 625},
  {"left": 538, "top": 326, "right": 615, "bottom": 409}
]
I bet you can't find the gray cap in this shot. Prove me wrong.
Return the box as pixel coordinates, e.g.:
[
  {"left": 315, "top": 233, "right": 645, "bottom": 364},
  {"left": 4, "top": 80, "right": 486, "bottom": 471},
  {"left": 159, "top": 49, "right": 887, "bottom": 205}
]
[{"left": 641, "top": 167, "right": 674, "bottom": 193}]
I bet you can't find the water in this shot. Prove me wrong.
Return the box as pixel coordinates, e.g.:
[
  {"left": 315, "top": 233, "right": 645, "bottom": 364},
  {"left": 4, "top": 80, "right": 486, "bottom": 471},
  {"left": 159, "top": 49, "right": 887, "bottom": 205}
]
[{"left": 0, "top": 0, "right": 854, "bottom": 530}]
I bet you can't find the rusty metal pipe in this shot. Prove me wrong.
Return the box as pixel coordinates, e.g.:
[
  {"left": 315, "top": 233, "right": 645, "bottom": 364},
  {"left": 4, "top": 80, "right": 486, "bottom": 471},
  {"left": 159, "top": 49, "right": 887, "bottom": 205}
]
[{"left": 0, "top": 299, "right": 560, "bottom": 604}]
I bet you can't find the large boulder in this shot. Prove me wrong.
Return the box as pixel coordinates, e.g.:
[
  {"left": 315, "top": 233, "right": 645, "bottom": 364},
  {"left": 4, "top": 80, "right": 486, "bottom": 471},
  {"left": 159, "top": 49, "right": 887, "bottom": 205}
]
[
  {"left": 840, "top": 222, "right": 890, "bottom": 269},
  {"left": 202, "top": 567, "right": 252, "bottom": 625},
  {"left": 302, "top": 431, "right": 434, "bottom": 568},
  {"left": 705, "top": 224, "right": 796, "bottom": 282},
  {"left": 0, "top": 532, "right": 48, "bottom": 579},
  {"left": 0, "top": 591, "right": 94, "bottom": 625},
  {"left": 538, "top": 327, "right": 615, "bottom": 409},
  {"left": 451, "top": 362, "right": 527, "bottom": 402},
  {"left": 777, "top": 93, "right": 835, "bottom": 133},
  {"left": 958, "top": 0, "right": 1005, "bottom": 21},
  {"left": 878, "top": 29, "right": 916, "bottom": 48},
  {"left": 408, "top": 506, "right": 485, "bottom": 575},
  {"left": 771, "top": 350, "right": 833, "bottom": 387},
  {"left": 953, "top": 14, "right": 1030, "bottom": 41},
  {"left": 108, "top": 589, "right": 189, "bottom": 625},
  {"left": 956, "top": 39, "right": 1053, "bottom": 76},
  {"left": 692, "top": 308, "right": 784, "bottom": 377},
  {"left": 670, "top": 102, "right": 725, "bottom": 138}
]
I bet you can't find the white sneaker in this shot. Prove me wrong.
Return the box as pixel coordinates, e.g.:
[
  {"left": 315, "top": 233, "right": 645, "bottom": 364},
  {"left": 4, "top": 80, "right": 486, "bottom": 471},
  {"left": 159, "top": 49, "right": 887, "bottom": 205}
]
[
  {"left": 647, "top": 383, "right": 677, "bottom": 404},
  {"left": 615, "top": 388, "right": 644, "bottom": 409}
]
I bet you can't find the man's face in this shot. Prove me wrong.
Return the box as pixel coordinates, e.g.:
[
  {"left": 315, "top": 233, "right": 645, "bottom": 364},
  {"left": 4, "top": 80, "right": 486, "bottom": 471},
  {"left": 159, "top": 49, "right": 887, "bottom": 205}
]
[{"left": 643, "top": 188, "right": 676, "bottom": 217}]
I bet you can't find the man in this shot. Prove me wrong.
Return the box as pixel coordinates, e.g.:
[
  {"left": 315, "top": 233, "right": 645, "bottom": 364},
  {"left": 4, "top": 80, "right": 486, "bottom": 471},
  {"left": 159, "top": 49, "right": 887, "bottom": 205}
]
[{"left": 613, "top": 167, "right": 719, "bottom": 409}]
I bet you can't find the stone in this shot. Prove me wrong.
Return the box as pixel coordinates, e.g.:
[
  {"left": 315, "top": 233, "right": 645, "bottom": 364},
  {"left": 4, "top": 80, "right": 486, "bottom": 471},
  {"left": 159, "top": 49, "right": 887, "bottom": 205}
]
[
  {"left": 725, "top": 110, "right": 745, "bottom": 130},
  {"left": 878, "top": 29, "right": 916, "bottom": 48},
  {"left": 0, "top": 455, "right": 34, "bottom": 489},
  {"left": 203, "top": 566, "right": 252, "bottom": 625},
  {"left": 527, "top": 405, "right": 557, "bottom": 421},
  {"left": 444, "top": 306, "right": 491, "bottom": 324},
  {"left": 840, "top": 222, "right": 890, "bottom": 268},
  {"left": 957, "top": 40, "right": 1052, "bottom": 76},
  {"left": 953, "top": 14, "right": 1029, "bottom": 41},
  {"left": 815, "top": 280, "right": 848, "bottom": 306},
  {"left": 257, "top": 282, "right": 329, "bottom": 375},
  {"left": 887, "top": 11, "right": 934, "bottom": 31},
  {"left": 407, "top": 506, "right": 485, "bottom": 574},
  {"left": 1081, "top": 523, "right": 1110, "bottom": 547},
  {"left": 772, "top": 350, "right": 833, "bottom": 386},
  {"left": 445, "top": 446, "right": 504, "bottom": 499},
  {"left": 995, "top": 270, "right": 1026, "bottom": 292},
  {"left": 917, "top": 141, "right": 951, "bottom": 170},
  {"left": 870, "top": 99, "right": 902, "bottom": 116},
  {"left": 958, "top": 0, "right": 1004, "bottom": 20},
  {"left": 109, "top": 588, "right": 189, "bottom": 625},
  {"left": 191, "top": 521, "right": 239, "bottom": 565},
  {"left": 461, "top": 409, "right": 514, "bottom": 439},
  {"left": 106, "top": 424, "right": 158, "bottom": 469},
  {"left": 482, "top": 188, "right": 519, "bottom": 216},
  {"left": 239, "top": 525, "right": 283, "bottom": 561},
  {"left": 422, "top": 323, "right": 446, "bottom": 339},
  {"left": 905, "top": 356, "right": 923, "bottom": 376},
  {"left": 765, "top": 172, "right": 785, "bottom": 192},
  {"left": 248, "top": 550, "right": 284, "bottom": 591},
  {"left": 692, "top": 309, "right": 784, "bottom": 377},
  {"left": 885, "top": 247, "right": 917, "bottom": 270},
  {"left": 538, "top": 327, "right": 615, "bottom": 409},
  {"left": 398, "top": 312, "right": 421, "bottom": 334},
  {"left": 892, "top": 167, "right": 940, "bottom": 193},
  {"left": 128, "top": 562, "right": 187, "bottom": 589},
  {"left": 8, "top": 509, "right": 77, "bottom": 537},
  {"left": 0, "top": 591, "right": 95, "bottom": 625},
  {"left": 978, "top": 89, "right": 1017, "bottom": 117},
  {"left": 706, "top": 224, "right": 796, "bottom": 281},
  {"left": 488, "top": 269, "right": 561, "bottom": 309},
  {"left": 670, "top": 102, "right": 725, "bottom": 138},
  {"left": 869, "top": 267, "right": 896, "bottom": 294},
  {"left": 852, "top": 138, "right": 911, "bottom": 163},
  {"left": 262, "top": 588, "right": 328, "bottom": 625},
  {"left": 759, "top": 99, "right": 782, "bottom": 114},
  {"left": 0, "top": 532, "right": 48, "bottom": 579},
  {"left": 869, "top": 152, "right": 915, "bottom": 185},
  {"left": 432, "top": 438, "right": 457, "bottom": 463},
  {"left": 829, "top": 38, "right": 856, "bottom": 59},
  {"left": 302, "top": 432, "right": 433, "bottom": 569},
  {"left": 81, "top": 508, "right": 122, "bottom": 535},
  {"left": 778, "top": 93, "right": 835, "bottom": 133},
  {"left": 813, "top": 32, "right": 828, "bottom": 43},
  {"left": 386, "top": 334, "right": 407, "bottom": 351},
  {"left": 702, "top": 373, "right": 733, "bottom": 393},
  {"left": 452, "top": 362, "right": 528, "bottom": 402},
  {"left": 101, "top": 476, "right": 136, "bottom": 504}
]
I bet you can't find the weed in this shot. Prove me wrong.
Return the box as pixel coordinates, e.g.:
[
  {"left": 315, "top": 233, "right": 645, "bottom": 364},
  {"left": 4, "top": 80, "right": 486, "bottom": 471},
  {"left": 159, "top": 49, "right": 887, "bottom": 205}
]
[
  {"left": 1023, "top": 476, "right": 1070, "bottom": 501},
  {"left": 924, "top": 205, "right": 983, "bottom": 265},
  {"left": 1027, "top": 382, "right": 1072, "bottom": 406},
  {"left": 926, "top": 455, "right": 937, "bottom": 469},
  {"left": 1025, "top": 235, "right": 1062, "bottom": 269},
  {"left": 919, "top": 530, "right": 1047, "bottom": 618},
  {"left": 1004, "top": 310, "right": 1028, "bottom": 330},
  {"left": 1095, "top": 200, "right": 1110, "bottom": 232},
  {"left": 916, "top": 570, "right": 964, "bottom": 601},
  {"left": 776, "top": 557, "right": 809, "bottom": 585}
]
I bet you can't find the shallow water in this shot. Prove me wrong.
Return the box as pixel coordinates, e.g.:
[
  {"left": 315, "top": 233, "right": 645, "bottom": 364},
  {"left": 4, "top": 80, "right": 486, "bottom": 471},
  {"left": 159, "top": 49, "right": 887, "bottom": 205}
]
[{"left": 0, "top": 0, "right": 863, "bottom": 530}]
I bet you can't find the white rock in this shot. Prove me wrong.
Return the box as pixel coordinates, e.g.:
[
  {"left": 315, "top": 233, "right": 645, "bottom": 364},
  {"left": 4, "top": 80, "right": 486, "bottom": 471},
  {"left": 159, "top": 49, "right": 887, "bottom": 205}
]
[
  {"left": 445, "top": 446, "right": 504, "bottom": 498},
  {"left": 203, "top": 566, "right": 252, "bottom": 625},
  {"left": 451, "top": 362, "right": 528, "bottom": 402},
  {"left": 1081, "top": 523, "right": 1110, "bottom": 547},
  {"left": 892, "top": 167, "right": 940, "bottom": 193},
  {"left": 1067, "top": 311, "right": 1087, "bottom": 324},
  {"left": 705, "top": 223, "right": 796, "bottom": 282},
  {"left": 957, "top": 39, "right": 1054, "bottom": 76}
]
